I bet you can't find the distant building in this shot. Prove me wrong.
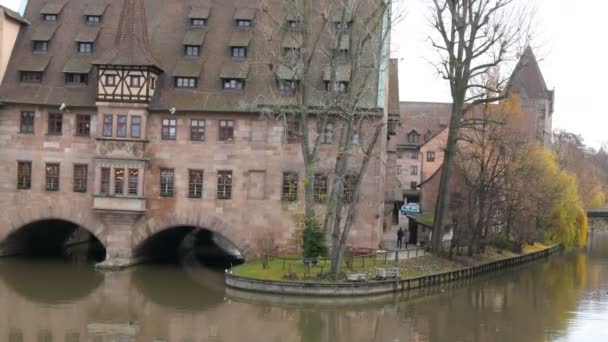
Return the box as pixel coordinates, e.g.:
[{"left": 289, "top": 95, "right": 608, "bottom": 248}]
[{"left": 0, "top": 4, "right": 29, "bottom": 84}]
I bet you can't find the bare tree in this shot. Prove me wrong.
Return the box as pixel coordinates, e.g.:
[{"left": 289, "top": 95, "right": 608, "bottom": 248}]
[
  {"left": 257, "top": 0, "right": 398, "bottom": 274},
  {"left": 427, "top": 0, "right": 532, "bottom": 253}
]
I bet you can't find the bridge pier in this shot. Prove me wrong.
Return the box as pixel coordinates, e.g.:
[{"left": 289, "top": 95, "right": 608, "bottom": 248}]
[{"left": 95, "top": 211, "right": 143, "bottom": 271}]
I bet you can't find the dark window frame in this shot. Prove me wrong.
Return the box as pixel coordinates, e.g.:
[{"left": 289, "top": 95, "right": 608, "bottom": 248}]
[
  {"left": 65, "top": 73, "right": 88, "bottom": 86},
  {"left": 231, "top": 46, "right": 247, "bottom": 58},
  {"left": 188, "top": 169, "right": 204, "bottom": 198},
  {"left": 314, "top": 174, "right": 328, "bottom": 202},
  {"left": 104, "top": 75, "right": 116, "bottom": 86},
  {"left": 43, "top": 14, "right": 57, "bottom": 22},
  {"left": 114, "top": 168, "right": 125, "bottom": 195},
  {"left": 128, "top": 169, "right": 139, "bottom": 196},
  {"left": 222, "top": 78, "right": 245, "bottom": 90},
  {"left": 285, "top": 119, "right": 300, "bottom": 144},
  {"left": 218, "top": 120, "right": 235, "bottom": 142},
  {"left": 184, "top": 45, "right": 201, "bottom": 57},
  {"left": 131, "top": 116, "right": 141, "bottom": 138},
  {"left": 117, "top": 115, "right": 128, "bottom": 138},
  {"left": 161, "top": 118, "right": 177, "bottom": 140},
  {"left": 160, "top": 168, "right": 175, "bottom": 197},
  {"left": 191, "top": 18, "right": 207, "bottom": 27},
  {"left": 343, "top": 174, "right": 356, "bottom": 203},
  {"left": 235, "top": 19, "right": 252, "bottom": 27},
  {"left": 217, "top": 170, "right": 233, "bottom": 200},
  {"left": 45, "top": 163, "right": 60, "bottom": 192},
  {"left": 129, "top": 75, "right": 141, "bottom": 87},
  {"left": 75, "top": 114, "right": 91, "bottom": 136},
  {"left": 20, "top": 71, "right": 43, "bottom": 83},
  {"left": 325, "top": 81, "right": 349, "bottom": 93},
  {"left": 410, "top": 166, "right": 418, "bottom": 176},
  {"left": 32, "top": 40, "right": 49, "bottom": 52},
  {"left": 77, "top": 42, "right": 93, "bottom": 54},
  {"left": 427, "top": 151, "right": 436, "bottom": 162},
  {"left": 175, "top": 77, "right": 197, "bottom": 88},
  {"left": 47, "top": 113, "right": 63, "bottom": 135},
  {"left": 103, "top": 115, "right": 113, "bottom": 137},
  {"left": 73, "top": 164, "right": 88, "bottom": 193},
  {"left": 410, "top": 181, "right": 418, "bottom": 190},
  {"left": 190, "top": 119, "right": 206, "bottom": 141},
  {"left": 321, "top": 122, "right": 334, "bottom": 144},
  {"left": 408, "top": 132, "right": 420, "bottom": 144},
  {"left": 20, "top": 111, "right": 34, "bottom": 133},
  {"left": 17, "top": 161, "right": 32, "bottom": 190},
  {"left": 281, "top": 172, "right": 298, "bottom": 201},
  {"left": 86, "top": 15, "right": 101, "bottom": 23},
  {"left": 100, "top": 167, "right": 110, "bottom": 195}
]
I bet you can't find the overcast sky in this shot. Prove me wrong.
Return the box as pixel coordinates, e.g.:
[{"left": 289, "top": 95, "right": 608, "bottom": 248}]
[{"left": 2, "top": 0, "right": 605, "bottom": 148}]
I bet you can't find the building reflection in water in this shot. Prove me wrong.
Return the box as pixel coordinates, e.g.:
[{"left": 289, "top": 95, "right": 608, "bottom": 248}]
[{"left": 0, "top": 234, "right": 607, "bottom": 342}]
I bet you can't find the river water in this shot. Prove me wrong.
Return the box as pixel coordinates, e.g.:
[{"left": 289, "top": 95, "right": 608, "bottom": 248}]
[{"left": 1, "top": 233, "right": 607, "bottom": 342}]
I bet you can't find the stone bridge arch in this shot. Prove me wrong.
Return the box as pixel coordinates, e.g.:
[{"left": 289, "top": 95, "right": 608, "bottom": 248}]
[
  {"left": 0, "top": 203, "right": 108, "bottom": 252},
  {"left": 131, "top": 212, "right": 253, "bottom": 260}
]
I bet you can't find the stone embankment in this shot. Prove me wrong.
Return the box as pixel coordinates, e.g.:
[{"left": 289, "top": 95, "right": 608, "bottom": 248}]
[{"left": 225, "top": 245, "right": 563, "bottom": 297}]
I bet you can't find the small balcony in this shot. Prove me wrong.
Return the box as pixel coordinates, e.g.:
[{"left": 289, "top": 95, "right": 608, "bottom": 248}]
[{"left": 93, "top": 196, "right": 146, "bottom": 213}]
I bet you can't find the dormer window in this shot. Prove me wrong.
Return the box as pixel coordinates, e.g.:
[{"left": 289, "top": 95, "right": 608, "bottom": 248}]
[
  {"left": 286, "top": 20, "right": 302, "bottom": 30},
  {"left": 325, "top": 81, "right": 349, "bottom": 93},
  {"left": 334, "top": 21, "right": 352, "bottom": 32},
  {"left": 279, "top": 80, "right": 299, "bottom": 95},
  {"left": 78, "top": 42, "right": 93, "bottom": 54},
  {"left": 18, "top": 56, "right": 50, "bottom": 84},
  {"left": 191, "top": 18, "right": 206, "bottom": 27},
  {"left": 43, "top": 14, "right": 57, "bottom": 22},
  {"left": 234, "top": 8, "right": 255, "bottom": 28},
  {"left": 33, "top": 41, "right": 49, "bottom": 53},
  {"left": 231, "top": 47, "right": 247, "bottom": 58},
  {"left": 337, "top": 49, "right": 349, "bottom": 61},
  {"left": 20, "top": 72, "right": 43, "bottom": 83},
  {"left": 223, "top": 79, "right": 245, "bottom": 90},
  {"left": 86, "top": 15, "right": 101, "bottom": 23},
  {"left": 185, "top": 45, "right": 201, "bottom": 57},
  {"left": 65, "top": 73, "right": 88, "bottom": 86},
  {"left": 236, "top": 19, "right": 252, "bottom": 27},
  {"left": 175, "top": 77, "right": 197, "bottom": 88},
  {"left": 408, "top": 131, "right": 420, "bottom": 144}
]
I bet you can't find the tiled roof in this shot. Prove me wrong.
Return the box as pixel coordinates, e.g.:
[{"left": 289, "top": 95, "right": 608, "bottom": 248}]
[
  {"left": 40, "top": 0, "right": 66, "bottom": 15},
  {"left": 189, "top": 6, "right": 211, "bottom": 19},
  {"left": 74, "top": 26, "right": 101, "bottom": 43},
  {"left": 508, "top": 46, "right": 552, "bottom": 100},
  {"left": 389, "top": 101, "right": 451, "bottom": 151},
  {"left": 1, "top": 0, "right": 386, "bottom": 111},
  {"left": 31, "top": 24, "right": 58, "bottom": 41},
  {"left": 18, "top": 55, "right": 52, "bottom": 72},
  {"left": 63, "top": 56, "right": 93, "bottom": 74},
  {"left": 84, "top": 2, "right": 109, "bottom": 16},
  {"left": 183, "top": 30, "right": 207, "bottom": 46}
]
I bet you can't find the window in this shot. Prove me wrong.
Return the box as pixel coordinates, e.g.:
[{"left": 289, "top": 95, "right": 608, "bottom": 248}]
[
  {"left": 337, "top": 49, "right": 349, "bottom": 61},
  {"left": 75, "top": 114, "right": 90, "bottom": 136},
  {"left": 427, "top": 151, "right": 436, "bottom": 162},
  {"left": 20, "top": 71, "right": 42, "bottom": 83},
  {"left": 104, "top": 75, "right": 116, "bottom": 86},
  {"left": 160, "top": 169, "right": 174, "bottom": 197},
  {"left": 322, "top": 123, "right": 334, "bottom": 144},
  {"left": 86, "top": 15, "right": 101, "bottom": 23},
  {"left": 286, "top": 20, "right": 302, "bottom": 30},
  {"left": 117, "top": 115, "right": 127, "bottom": 138},
  {"left": 222, "top": 78, "right": 245, "bottom": 90},
  {"left": 185, "top": 45, "right": 201, "bottom": 57},
  {"left": 231, "top": 47, "right": 247, "bottom": 58},
  {"left": 217, "top": 170, "right": 232, "bottom": 199},
  {"left": 48, "top": 113, "right": 62, "bottom": 135},
  {"left": 408, "top": 132, "right": 420, "bottom": 144},
  {"left": 78, "top": 42, "right": 93, "bottom": 54},
  {"left": 190, "top": 119, "right": 205, "bottom": 141},
  {"left": 103, "top": 115, "right": 113, "bottom": 137},
  {"left": 314, "top": 174, "right": 328, "bottom": 202},
  {"left": 130, "top": 76, "right": 141, "bottom": 87},
  {"left": 219, "top": 120, "right": 234, "bottom": 142},
  {"left": 424, "top": 131, "right": 432, "bottom": 142},
  {"left": 73, "top": 164, "right": 88, "bottom": 193},
  {"left": 397, "top": 151, "right": 403, "bottom": 159},
  {"left": 334, "top": 21, "right": 352, "bottom": 32},
  {"left": 45, "top": 163, "right": 60, "bottom": 191},
  {"left": 43, "top": 14, "right": 57, "bottom": 22},
  {"left": 65, "top": 73, "right": 88, "bottom": 85},
  {"left": 410, "top": 166, "right": 418, "bottom": 176},
  {"left": 17, "top": 161, "right": 32, "bottom": 189},
  {"left": 410, "top": 181, "right": 417, "bottom": 190},
  {"left": 352, "top": 132, "right": 360, "bottom": 145},
  {"left": 191, "top": 18, "right": 206, "bottom": 27},
  {"left": 161, "top": 118, "right": 177, "bottom": 140},
  {"left": 100, "top": 167, "right": 110, "bottom": 195},
  {"left": 343, "top": 174, "right": 355, "bottom": 203},
  {"left": 175, "top": 77, "right": 197, "bottom": 88},
  {"left": 236, "top": 19, "right": 252, "bottom": 27},
  {"left": 396, "top": 165, "right": 402, "bottom": 175},
  {"left": 131, "top": 116, "right": 141, "bottom": 138},
  {"left": 325, "top": 81, "right": 349, "bottom": 93},
  {"left": 33, "top": 41, "right": 48, "bottom": 52},
  {"left": 128, "top": 169, "right": 139, "bottom": 195},
  {"left": 282, "top": 172, "right": 298, "bottom": 201},
  {"left": 410, "top": 151, "right": 419, "bottom": 160},
  {"left": 285, "top": 119, "right": 300, "bottom": 144},
  {"left": 188, "top": 170, "right": 204, "bottom": 198},
  {"left": 20, "top": 111, "right": 34, "bottom": 133},
  {"left": 114, "top": 168, "right": 125, "bottom": 195},
  {"left": 278, "top": 80, "right": 298, "bottom": 94}
]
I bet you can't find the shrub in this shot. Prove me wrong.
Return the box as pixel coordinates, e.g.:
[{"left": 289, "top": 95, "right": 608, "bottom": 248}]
[{"left": 302, "top": 221, "right": 328, "bottom": 259}]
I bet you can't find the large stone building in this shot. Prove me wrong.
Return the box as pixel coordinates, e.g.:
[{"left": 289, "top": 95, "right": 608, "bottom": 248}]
[{"left": 0, "top": 0, "right": 396, "bottom": 267}]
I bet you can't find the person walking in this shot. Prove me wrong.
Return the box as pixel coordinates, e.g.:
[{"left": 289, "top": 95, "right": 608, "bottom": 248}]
[{"left": 397, "top": 227, "right": 404, "bottom": 249}]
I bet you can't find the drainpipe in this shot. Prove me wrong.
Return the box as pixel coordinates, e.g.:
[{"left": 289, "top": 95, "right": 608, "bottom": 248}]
[{"left": 18, "top": 0, "right": 29, "bottom": 16}]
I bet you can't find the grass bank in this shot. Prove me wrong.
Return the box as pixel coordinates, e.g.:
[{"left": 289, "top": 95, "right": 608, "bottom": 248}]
[{"left": 231, "top": 243, "right": 553, "bottom": 283}]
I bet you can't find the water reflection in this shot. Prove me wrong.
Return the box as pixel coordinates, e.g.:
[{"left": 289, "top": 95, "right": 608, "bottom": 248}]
[{"left": 0, "top": 234, "right": 607, "bottom": 342}]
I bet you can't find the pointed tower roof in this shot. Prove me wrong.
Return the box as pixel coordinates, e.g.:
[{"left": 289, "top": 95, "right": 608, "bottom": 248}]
[
  {"left": 96, "top": 0, "right": 163, "bottom": 71},
  {"left": 508, "top": 47, "right": 551, "bottom": 99}
]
